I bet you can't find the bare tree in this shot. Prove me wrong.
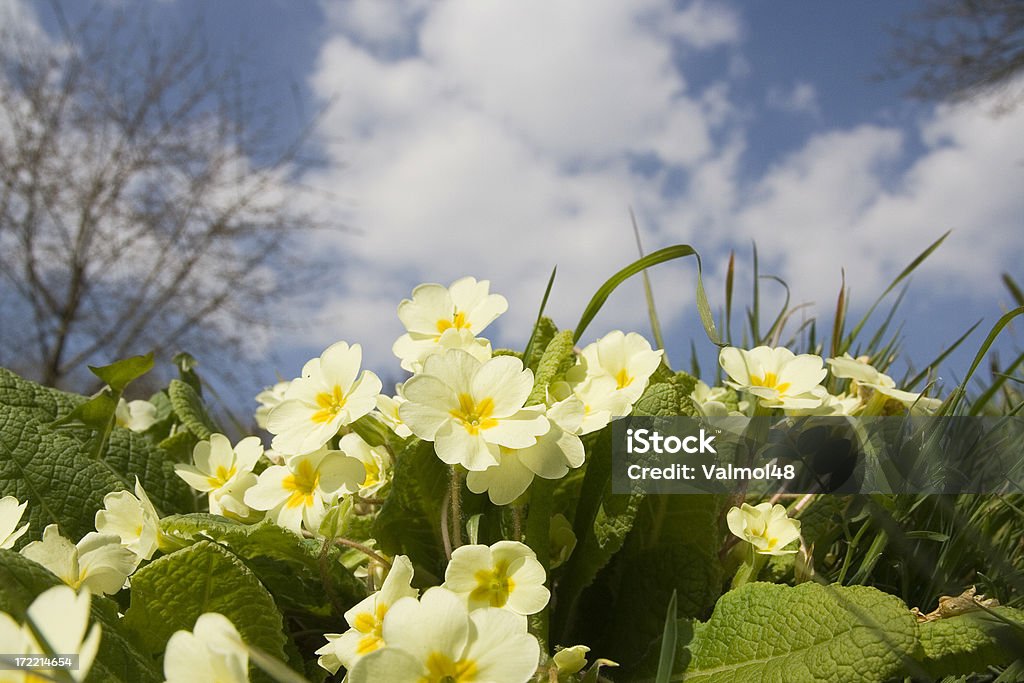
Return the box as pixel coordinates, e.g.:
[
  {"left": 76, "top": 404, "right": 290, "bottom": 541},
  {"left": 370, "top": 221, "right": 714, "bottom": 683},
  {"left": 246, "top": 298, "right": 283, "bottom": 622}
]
[
  {"left": 0, "top": 3, "right": 330, "bottom": 390},
  {"left": 886, "top": 0, "right": 1024, "bottom": 106}
]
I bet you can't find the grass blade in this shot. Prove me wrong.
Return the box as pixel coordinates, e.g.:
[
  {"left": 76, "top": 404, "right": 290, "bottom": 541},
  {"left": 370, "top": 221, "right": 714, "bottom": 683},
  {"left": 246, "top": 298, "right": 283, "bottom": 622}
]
[
  {"left": 725, "top": 250, "right": 735, "bottom": 345},
  {"left": 655, "top": 589, "right": 678, "bottom": 683},
  {"left": 573, "top": 244, "right": 720, "bottom": 346},
  {"left": 1003, "top": 272, "right": 1024, "bottom": 307},
  {"left": 903, "top": 319, "right": 982, "bottom": 389},
  {"left": 969, "top": 347, "right": 1024, "bottom": 415},
  {"left": 842, "top": 230, "right": 949, "bottom": 353},
  {"left": 522, "top": 266, "right": 557, "bottom": 363},
  {"left": 940, "top": 306, "right": 1024, "bottom": 415},
  {"left": 630, "top": 207, "right": 665, "bottom": 351}
]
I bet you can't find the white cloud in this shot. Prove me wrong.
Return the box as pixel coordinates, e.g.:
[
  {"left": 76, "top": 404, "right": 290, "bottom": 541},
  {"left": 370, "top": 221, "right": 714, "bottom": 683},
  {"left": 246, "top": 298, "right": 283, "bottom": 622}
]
[
  {"left": 297, "top": 0, "right": 1024, "bottom": 378},
  {"left": 766, "top": 81, "right": 820, "bottom": 118}
]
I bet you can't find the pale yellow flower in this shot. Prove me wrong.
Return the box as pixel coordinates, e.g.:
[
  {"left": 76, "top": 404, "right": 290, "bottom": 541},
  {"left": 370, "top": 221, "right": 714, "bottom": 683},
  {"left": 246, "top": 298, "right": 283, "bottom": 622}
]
[{"left": 726, "top": 503, "right": 801, "bottom": 555}]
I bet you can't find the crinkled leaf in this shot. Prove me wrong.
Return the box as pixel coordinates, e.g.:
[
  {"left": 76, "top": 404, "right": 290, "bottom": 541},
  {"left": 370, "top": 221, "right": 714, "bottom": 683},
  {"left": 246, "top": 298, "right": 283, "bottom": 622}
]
[
  {"left": 103, "top": 427, "right": 194, "bottom": 515},
  {"left": 0, "top": 368, "right": 83, "bottom": 422},
  {"left": 88, "top": 353, "right": 154, "bottom": 391},
  {"left": 523, "top": 316, "right": 558, "bottom": 372},
  {"left": 527, "top": 329, "right": 576, "bottom": 405},
  {"left": 160, "top": 514, "right": 367, "bottom": 618},
  {"left": 124, "top": 541, "right": 288, "bottom": 670},
  {"left": 917, "top": 608, "right": 1024, "bottom": 678},
  {"left": 0, "top": 405, "right": 127, "bottom": 540},
  {"left": 168, "top": 379, "right": 221, "bottom": 439},
  {"left": 680, "top": 583, "right": 920, "bottom": 683},
  {"left": 373, "top": 438, "right": 448, "bottom": 580}
]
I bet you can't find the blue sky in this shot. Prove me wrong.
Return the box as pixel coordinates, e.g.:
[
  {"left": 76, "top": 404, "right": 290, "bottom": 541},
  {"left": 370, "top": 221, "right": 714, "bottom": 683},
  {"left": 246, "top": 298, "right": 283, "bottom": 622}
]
[{"left": 21, "top": 1, "right": 1024, "bottom": 405}]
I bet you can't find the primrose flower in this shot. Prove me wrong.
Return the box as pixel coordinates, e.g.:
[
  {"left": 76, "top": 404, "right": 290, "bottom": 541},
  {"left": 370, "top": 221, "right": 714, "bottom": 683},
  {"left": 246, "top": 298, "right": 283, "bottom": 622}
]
[
  {"left": 376, "top": 388, "right": 413, "bottom": 439},
  {"left": 691, "top": 380, "right": 733, "bottom": 417},
  {"left": 0, "top": 586, "right": 102, "bottom": 682},
  {"left": 316, "top": 555, "right": 418, "bottom": 674},
  {"left": 465, "top": 399, "right": 585, "bottom": 505},
  {"left": 243, "top": 447, "right": 366, "bottom": 535},
  {"left": 553, "top": 645, "right": 590, "bottom": 677},
  {"left": 0, "top": 495, "right": 29, "bottom": 549},
  {"left": 175, "top": 434, "right": 263, "bottom": 519},
  {"left": 443, "top": 541, "right": 550, "bottom": 615},
  {"left": 719, "top": 346, "right": 827, "bottom": 410},
  {"left": 573, "top": 331, "right": 664, "bottom": 402},
  {"left": 164, "top": 612, "right": 249, "bottom": 683},
  {"left": 95, "top": 478, "right": 160, "bottom": 564},
  {"left": 400, "top": 350, "right": 548, "bottom": 471},
  {"left": 553, "top": 375, "right": 633, "bottom": 435},
  {"left": 254, "top": 380, "right": 290, "bottom": 430},
  {"left": 392, "top": 277, "right": 508, "bottom": 372},
  {"left": 827, "top": 354, "right": 941, "bottom": 414},
  {"left": 268, "top": 341, "right": 382, "bottom": 456},
  {"left": 115, "top": 398, "right": 158, "bottom": 432},
  {"left": 396, "top": 327, "right": 494, "bottom": 375},
  {"left": 727, "top": 503, "right": 802, "bottom": 556},
  {"left": 338, "top": 433, "right": 392, "bottom": 497},
  {"left": 348, "top": 586, "right": 540, "bottom": 683},
  {"left": 21, "top": 525, "right": 136, "bottom": 595}
]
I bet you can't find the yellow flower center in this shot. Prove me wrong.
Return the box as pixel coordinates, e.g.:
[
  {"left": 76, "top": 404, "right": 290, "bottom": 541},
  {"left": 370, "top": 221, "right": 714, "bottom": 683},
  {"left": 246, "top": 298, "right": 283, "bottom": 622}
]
[
  {"left": 353, "top": 602, "right": 387, "bottom": 655},
  {"left": 469, "top": 563, "right": 515, "bottom": 608},
  {"left": 422, "top": 652, "right": 478, "bottom": 683},
  {"left": 450, "top": 394, "right": 498, "bottom": 435},
  {"left": 282, "top": 459, "right": 320, "bottom": 509},
  {"left": 614, "top": 368, "right": 634, "bottom": 389},
  {"left": 436, "top": 310, "right": 471, "bottom": 334},
  {"left": 749, "top": 371, "right": 790, "bottom": 394},
  {"left": 362, "top": 458, "right": 382, "bottom": 489},
  {"left": 206, "top": 463, "right": 238, "bottom": 489},
  {"left": 747, "top": 519, "right": 780, "bottom": 550},
  {"left": 311, "top": 385, "right": 347, "bottom": 424}
]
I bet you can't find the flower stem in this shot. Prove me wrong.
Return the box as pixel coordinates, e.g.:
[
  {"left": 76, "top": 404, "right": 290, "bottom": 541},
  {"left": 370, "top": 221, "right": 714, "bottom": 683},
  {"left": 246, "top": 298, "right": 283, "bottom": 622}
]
[
  {"left": 525, "top": 478, "right": 556, "bottom": 651},
  {"left": 449, "top": 466, "right": 464, "bottom": 548},
  {"left": 731, "top": 543, "right": 768, "bottom": 589}
]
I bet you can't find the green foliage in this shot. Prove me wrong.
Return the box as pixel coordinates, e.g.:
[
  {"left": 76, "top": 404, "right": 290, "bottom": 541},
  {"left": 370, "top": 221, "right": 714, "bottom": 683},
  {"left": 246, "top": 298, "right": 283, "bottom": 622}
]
[
  {"left": 677, "top": 583, "right": 920, "bottom": 682},
  {"left": 168, "top": 378, "right": 222, "bottom": 439},
  {"left": 528, "top": 329, "right": 577, "bottom": 405},
  {"left": 124, "top": 541, "right": 289, "bottom": 670},
  {"left": 918, "top": 609, "right": 1024, "bottom": 678},
  {"left": 88, "top": 353, "right": 155, "bottom": 391},
  {"left": 160, "top": 514, "right": 367, "bottom": 618},
  {"left": 373, "top": 438, "right": 448, "bottom": 580}
]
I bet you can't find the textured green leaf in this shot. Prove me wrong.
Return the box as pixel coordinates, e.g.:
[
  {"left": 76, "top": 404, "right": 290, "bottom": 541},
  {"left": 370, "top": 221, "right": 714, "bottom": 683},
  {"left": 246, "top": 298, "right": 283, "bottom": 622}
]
[
  {"left": 523, "top": 316, "right": 558, "bottom": 372},
  {"left": 527, "top": 329, "right": 577, "bottom": 405},
  {"left": 0, "top": 405, "right": 126, "bottom": 540},
  {"left": 89, "top": 353, "right": 154, "bottom": 391},
  {"left": 679, "top": 583, "right": 920, "bottom": 683},
  {"left": 124, "top": 541, "right": 288, "bottom": 666},
  {"left": 160, "top": 514, "right": 367, "bottom": 618},
  {"left": 168, "top": 379, "right": 221, "bottom": 439},
  {"left": 373, "top": 438, "right": 448, "bottom": 580},
  {"left": 0, "top": 368, "right": 83, "bottom": 422},
  {"left": 0, "top": 550, "right": 160, "bottom": 683},
  {"left": 555, "top": 380, "right": 681, "bottom": 643},
  {"left": 103, "top": 427, "right": 193, "bottom": 515},
  {"left": 917, "top": 608, "right": 1024, "bottom": 678}
]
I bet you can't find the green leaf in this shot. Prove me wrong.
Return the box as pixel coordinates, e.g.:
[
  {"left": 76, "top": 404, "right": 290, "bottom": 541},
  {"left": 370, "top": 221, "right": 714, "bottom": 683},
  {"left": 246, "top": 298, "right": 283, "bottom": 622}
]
[
  {"left": 917, "top": 608, "right": 1024, "bottom": 678},
  {"left": 655, "top": 590, "right": 679, "bottom": 683},
  {"left": 52, "top": 390, "right": 118, "bottom": 430},
  {"left": 0, "top": 405, "right": 127, "bottom": 540},
  {"left": 523, "top": 316, "right": 558, "bottom": 373},
  {"left": 527, "top": 329, "right": 577, "bottom": 405},
  {"left": 573, "top": 244, "right": 720, "bottom": 347},
  {"left": 88, "top": 353, "right": 155, "bottom": 391},
  {"left": 168, "top": 379, "right": 222, "bottom": 439},
  {"left": 0, "top": 368, "right": 84, "bottom": 422},
  {"left": 104, "top": 427, "right": 194, "bottom": 516},
  {"left": 159, "top": 514, "right": 367, "bottom": 618},
  {"left": 677, "top": 583, "right": 920, "bottom": 683},
  {"left": 522, "top": 266, "right": 558, "bottom": 368},
  {"left": 0, "top": 550, "right": 161, "bottom": 683},
  {"left": 124, "top": 541, "right": 289, "bottom": 668},
  {"left": 373, "top": 438, "right": 448, "bottom": 580}
]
